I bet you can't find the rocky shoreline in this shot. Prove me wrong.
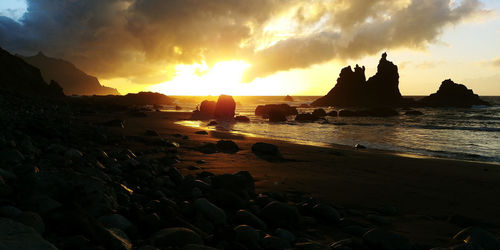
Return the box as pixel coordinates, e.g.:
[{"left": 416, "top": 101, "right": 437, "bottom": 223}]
[{"left": 1, "top": 92, "right": 499, "bottom": 250}]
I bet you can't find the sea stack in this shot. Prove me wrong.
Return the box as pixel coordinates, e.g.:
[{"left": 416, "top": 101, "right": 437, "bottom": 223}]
[
  {"left": 311, "top": 52, "right": 403, "bottom": 107},
  {"left": 419, "top": 79, "right": 490, "bottom": 107},
  {"left": 214, "top": 94, "right": 236, "bottom": 119}
]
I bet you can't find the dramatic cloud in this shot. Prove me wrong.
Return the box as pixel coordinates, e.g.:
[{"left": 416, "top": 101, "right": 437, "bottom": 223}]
[{"left": 0, "top": 0, "right": 486, "bottom": 84}]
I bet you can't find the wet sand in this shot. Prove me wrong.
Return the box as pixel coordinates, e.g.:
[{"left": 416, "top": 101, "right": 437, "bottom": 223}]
[{"left": 87, "top": 110, "right": 500, "bottom": 246}]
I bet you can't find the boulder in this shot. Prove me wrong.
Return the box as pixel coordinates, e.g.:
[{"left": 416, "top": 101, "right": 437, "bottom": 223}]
[
  {"left": 312, "top": 53, "right": 403, "bottom": 107},
  {"left": 151, "top": 227, "right": 203, "bottom": 248},
  {"left": 419, "top": 79, "right": 490, "bottom": 107},
  {"left": 234, "top": 210, "right": 267, "bottom": 230},
  {"left": 234, "top": 225, "right": 260, "bottom": 247},
  {"left": 453, "top": 227, "right": 500, "bottom": 249},
  {"left": 199, "top": 143, "right": 218, "bottom": 154},
  {"left": 312, "top": 203, "right": 340, "bottom": 224},
  {"left": 214, "top": 95, "right": 236, "bottom": 120},
  {"left": 194, "top": 198, "right": 227, "bottom": 225},
  {"left": 0, "top": 218, "right": 57, "bottom": 250},
  {"left": 284, "top": 95, "right": 294, "bottom": 102},
  {"left": 255, "top": 104, "right": 298, "bottom": 117},
  {"left": 261, "top": 201, "right": 300, "bottom": 228},
  {"left": 216, "top": 140, "right": 240, "bottom": 153},
  {"left": 312, "top": 108, "right": 326, "bottom": 117},
  {"left": 235, "top": 116, "right": 250, "bottom": 122},
  {"left": 251, "top": 143, "right": 283, "bottom": 161},
  {"left": 262, "top": 235, "right": 291, "bottom": 249},
  {"left": 326, "top": 110, "right": 338, "bottom": 117},
  {"left": 295, "top": 113, "right": 317, "bottom": 122},
  {"left": 268, "top": 109, "right": 287, "bottom": 122},
  {"left": 363, "top": 228, "right": 412, "bottom": 250}
]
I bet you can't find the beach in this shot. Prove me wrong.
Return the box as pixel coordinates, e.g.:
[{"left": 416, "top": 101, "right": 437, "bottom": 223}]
[{"left": 104, "top": 110, "right": 500, "bottom": 246}]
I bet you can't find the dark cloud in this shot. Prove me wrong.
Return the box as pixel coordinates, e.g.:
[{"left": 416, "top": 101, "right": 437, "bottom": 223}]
[{"left": 0, "top": 0, "right": 486, "bottom": 85}]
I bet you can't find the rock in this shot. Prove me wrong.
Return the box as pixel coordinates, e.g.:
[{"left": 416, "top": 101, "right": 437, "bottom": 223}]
[
  {"left": 214, "top": 95, "right": 236, "bottom": 120},
  {"left": 251, "top": 142, "right": 283, "bottom": 161},
  {"left": 269, "top": 109, "right": 287, "bottom": 122},
  {"left": 234, "top": 225, "right": 260, "bottom": 247},
  {"left": 0, "top": 148, "right": 25, "bottom": 164},
  {"left": 212, "top": 171, "right": 255, "bottom": 198},
  {"left": 312, "top": 109, "right": 326, "bottom": 117},
  {"left": 275, "top": 228, "right": 296, "bottom": 243},
  {"left": 404, "top": 110, "right": 423, "bottom": 116},
  {"left": 453, "top": 227, "right": 500, "bottom": 249},
  {"left": 234, "top": 210, "right": 267, "bottom": 230},
  {"left": 255, "top": 104, "right": 298, "bottom": 117},
  {"left": 199, "top": 143, "right": 218, "bottom": 154},
  {"left": 175, "top": 105, "right": 182, "bottom": 110},
  {"left": 65, "top": 148, "right": 83, "bottom": 159},
  {"left": 262, "top": 235, "right": 291, "bottom": 249},
  {"left": 104, "top": 228, "right": 133, "bottom": 250},
  {"left": 145, "top": 129, "right": 160, "bottom": 136},
  {"left": 312, "top": 203, "right": 340, "bottom": 224},
  {"left": 201, "top": 100, "right": 217, "bottom": 114},
  {"left": 419, "top": 79, "right": 490, "bottom": 107},
  {"left": 299, "top": 103, "right": 310, "bottom": 108},
  {"left": 151, "top": 227, "right": 203, "bottom": 248},
  {"left": 261, "top": 201, "right": 300, "bottom": 228},
  {"left": 326, "top": 110, "right": 338, "bottom": 116},
  {"left": 363, "top": 228, "right": 412, "bottom": 250},
  {"left": 98, "top": 214, "right": 134, "bottom": 232},
  {"left": 14, "top": 211, "right": 45, "bottom": 234},
  {"left": 208, "top": 121, "right": 218, "bottom": 126},
  {"left": 216, "top": 140, "right": 240, "bottom": 153},
  {"left": 195, "top": 130, "right": 208, "bottom": 135},
  {"left": 235, "top": 116, "right": 250, "bottom": 122},
  {"left": 284, "top": 95, "right": 294, "bottom": 102},
  {"left": 354, "top": 144, "right": 366, "bottom": 149},
  {"left": 182, "top": 244, "right": 218, "bottom": 250},
  {"left": 338, "top": 109, "right": 359, "bottom": 117},
  {"left": 194, "top": 198, "right": 227, "bottom": 225},
  {"left": 295, "top": 113, "right": 317, "bottom": 122},
  {"left": 103, "top": 119, "right": 125, "bottom": 128},
  {"left": 312, "top": 53, "right": 403, "bottom": 107},
  {"left": 0, "top": 218, "right": 57, "bottom": 250}
]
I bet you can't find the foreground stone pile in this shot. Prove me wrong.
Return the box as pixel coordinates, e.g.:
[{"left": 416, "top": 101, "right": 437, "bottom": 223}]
[{"left": 0, "top": 93, "right": 499, "bottom": 250}]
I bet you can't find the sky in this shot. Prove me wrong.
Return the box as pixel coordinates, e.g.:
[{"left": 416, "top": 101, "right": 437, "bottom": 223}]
[{"left": 0, "top": 0, "right": 499, "bottom": 96}]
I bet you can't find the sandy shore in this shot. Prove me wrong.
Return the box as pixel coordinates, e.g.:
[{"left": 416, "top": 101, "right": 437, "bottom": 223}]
[{"left": 86, "top": 110, "right": 500, "bottom": 246}]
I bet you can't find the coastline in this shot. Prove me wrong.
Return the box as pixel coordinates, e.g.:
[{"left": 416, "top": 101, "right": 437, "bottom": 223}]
[{"left": 117, "top": 111, "right": 500, "bottom": 244}]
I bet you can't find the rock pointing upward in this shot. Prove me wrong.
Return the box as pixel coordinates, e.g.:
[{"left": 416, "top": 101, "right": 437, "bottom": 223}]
[{"left": 311, "top": 53, "right": 403, "bottom": 107}]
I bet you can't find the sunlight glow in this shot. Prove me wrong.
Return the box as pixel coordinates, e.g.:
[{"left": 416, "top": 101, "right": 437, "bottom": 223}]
[{"left": 150, "top": 60, "right": 258, "bottom": 96}]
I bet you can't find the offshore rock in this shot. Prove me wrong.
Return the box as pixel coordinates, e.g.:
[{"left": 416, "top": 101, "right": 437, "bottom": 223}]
[{"left": 419, "top": 79, "right": 490, "bottom": 107}]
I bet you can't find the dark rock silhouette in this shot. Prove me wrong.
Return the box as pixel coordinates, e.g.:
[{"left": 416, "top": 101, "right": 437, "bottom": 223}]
[
  {"left": 295, "top": 113, "right": 318, "bottom": 122},
  {"left": 0, "top": 47, "right": 64, "bottom": 97},
  {"left": 326, "top": 111, "right": 338, "bottom": 117},
  {"left": 312, "top": 109, "right": 326, "bottom": 117},
  {"left": 255, "top": 104, "right": 298, "bottom": 118},
  {"left": 251, "top": 142, "right": 283, "bottom": 162},
  {"left": 200, "top": 100, "right": 217, "bottom": 114},
  {"left": 419, "top": 79, "right": 490, "bottom": 107},
  {"left": 311, "top": 53, "right": 402, "bottom": 107},
  {"left": 284, "top": 95, "right": 294, "bottom": 102},
  {"left": 268, "top": 110, "right": 287, "bottom": 122},
  {"left": 214, "top": 95, "right": 236, "bottom": 120},
  {"left": 20, "top": 52, "right": 119, "bottom": 96},
  {"left": 235, "top": 116, "right": 250, "bottom": 122}
]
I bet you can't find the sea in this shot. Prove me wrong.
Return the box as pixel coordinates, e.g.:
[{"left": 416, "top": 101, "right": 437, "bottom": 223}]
[{"left": 164, "top": 96, "right": 500, "bottom": 164}]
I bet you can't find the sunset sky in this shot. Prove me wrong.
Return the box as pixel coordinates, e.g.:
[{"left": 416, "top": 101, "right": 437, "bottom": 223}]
[{"left": 1, "top": 0, "right": 499, "bottom": 96}]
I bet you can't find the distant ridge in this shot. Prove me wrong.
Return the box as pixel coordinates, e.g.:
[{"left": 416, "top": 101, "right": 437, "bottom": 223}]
[
  {"left": 0, "top": 47, "right": 64, "bottom": 97},
  {"left": 20, "top": 52, "right": 119, "bottom": 96}
]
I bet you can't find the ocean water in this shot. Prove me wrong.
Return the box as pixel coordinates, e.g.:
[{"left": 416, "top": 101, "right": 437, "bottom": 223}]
[{"left": 167, "top": 96, "right": 500, "bottom": 164}]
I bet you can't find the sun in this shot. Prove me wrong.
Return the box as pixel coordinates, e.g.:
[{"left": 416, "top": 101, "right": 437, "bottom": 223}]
[{"left": 150, "top": 60, "right": 255, "bottom": 96}]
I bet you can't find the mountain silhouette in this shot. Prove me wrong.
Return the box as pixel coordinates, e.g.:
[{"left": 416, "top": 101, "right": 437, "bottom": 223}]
[
  {"left": 0, "top": 47, "right": 63, "bottom": 97},
  {"left": 20, "top": 52, "right": 119, "bottom": 96}
]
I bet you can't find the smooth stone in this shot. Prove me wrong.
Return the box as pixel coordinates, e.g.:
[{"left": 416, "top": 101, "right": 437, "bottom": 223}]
[
  {"left": 98, "top": 214, "right": 134, "bottom": 232},
  {"left": 312, "top": 203, "right": 340, "bottom": 223},
  {"left": 453, "top": 227, "right": 500, "bottom": 249},
  {"left": 14, "top": 211, "right": 45, "bottom": 234},
  {"left": 261, "top": 201, "right": 300, "bottom": 228},
  {"left": 275, "top": 228, "right": 296, "bottom": 243},
  {"left": 194, "top": 198, "right": 227, "bottom": 225},
  {"left": 65, "top": 148, "right": 83, "bottom": 159},
  {"left": 363, "top": 228, "right": 412, "bottom": 250},
  {"left": 234, "top": 225, "right": 260, "bottom": 247},
  {"left": 235, "top": 209, "right": 267, "bottom": 230},
  {"left": 151, "top": 227, "right": 203, "bottom": 248},
  {"left": 0, "top": 218, "right": 57, "bottom": 250},
  {"left": 216, "top": 140, "right": 240, "bottom": 153},
  {"left": 262, "top": 235, "right": 291, "bottom": 249},
  {"left": 104, "top": 227, "right": 132, "bottom": 250},
  {"left": 199, "top": 143, "right": 218, "bottom": 154}
]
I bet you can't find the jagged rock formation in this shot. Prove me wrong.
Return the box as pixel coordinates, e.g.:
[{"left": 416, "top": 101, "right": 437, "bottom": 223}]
[
  {"left": 20, "top": 52, "right": 119, "bottom": 96},
  {"left": 419, "top": 79, "right": 490, "bottom": 107},
  {"left": 0, "top": 47, "right": 63, "bottom": 97},
  {"left": 311, "top": 53, "right": 403, "bottom": 107}
]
